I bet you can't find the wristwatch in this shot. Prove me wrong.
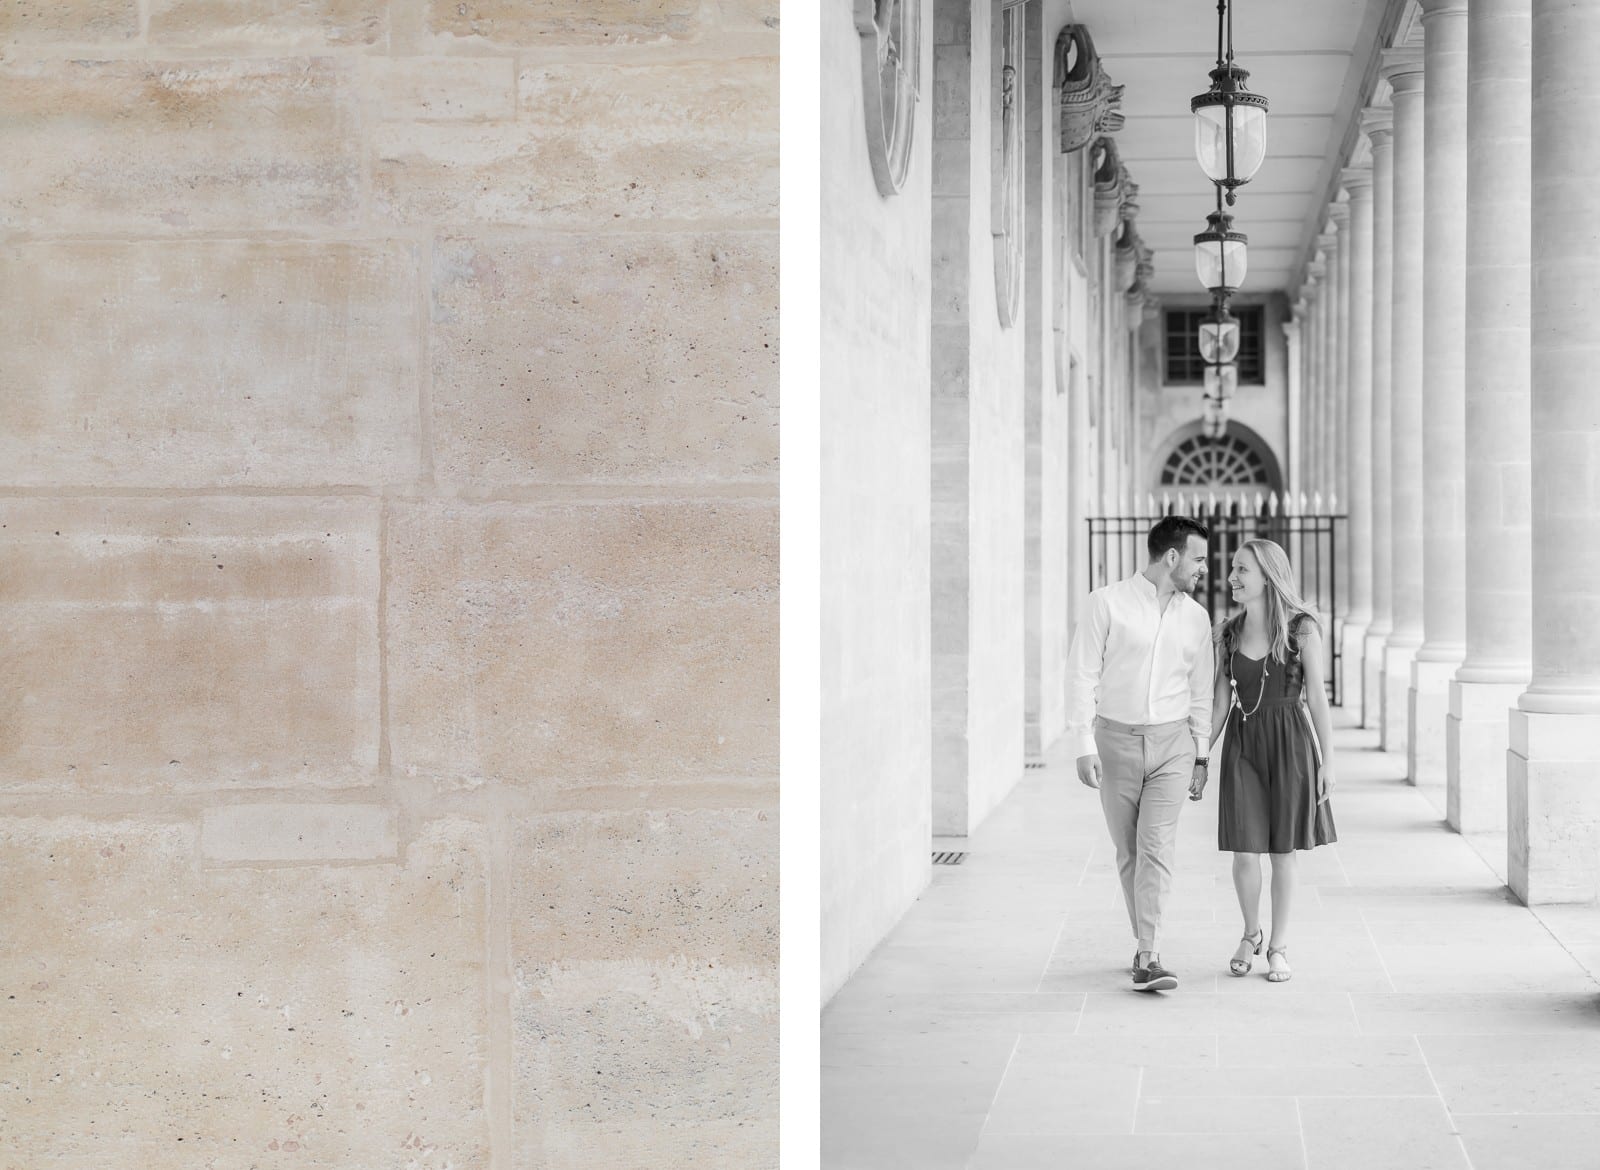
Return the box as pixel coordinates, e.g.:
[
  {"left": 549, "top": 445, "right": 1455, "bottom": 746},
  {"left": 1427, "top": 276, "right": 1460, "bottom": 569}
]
[{"left": 1194, "top": 756, "right": 1209, "bottom": 767}]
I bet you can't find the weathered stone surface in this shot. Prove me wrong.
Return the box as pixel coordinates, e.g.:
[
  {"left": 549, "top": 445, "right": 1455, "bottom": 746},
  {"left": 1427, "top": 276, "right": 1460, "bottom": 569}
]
[
  {"left": 512, "top": 809, "right": 776, "bottom": 1168},
  {"left": 512, "top": 809, "right": 776, "bottom": 964},
  {"left": 430, "top": 233, "right": 776, "bottom": 486},
  {"left": 421, "top": 0, "right": 777, "bottom": 47},
  {"left": 372, "top": 59, "right": 776, "bottom": 225},
  {"left": 0, "top": 58, "right": 359, "bottom": 232},
  {"left": 0, "top": 0, "right": 138, "bottom": 43},
  {"left": 0, "top": 241, "right": 421, "bottom": 488},
  {"left": 515, "top": 961, "right": 777, "bottom": 1169},
  {"left": 0, "top": 816, "right": 489, "bottom": 1166},
  {"left": 365, "top": 56, "right": 517, "bottom": 122},
  {"left": 386, "top": 500, "right": 777, "bottom": 789},
  {"left": 0, "top": 499, "right": 381, "bottom": 792},
  {"left": 149, "top": 0, "right": 384, "bottom": 47},
  {"left": 201, "top": 803, "right": 399, "bottom": 863}
]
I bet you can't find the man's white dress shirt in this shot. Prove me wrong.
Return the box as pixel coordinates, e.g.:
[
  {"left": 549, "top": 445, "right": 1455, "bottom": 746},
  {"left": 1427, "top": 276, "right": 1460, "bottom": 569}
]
[{"left": 1064, "top": 572, "right": 1215, "bottom": 760}]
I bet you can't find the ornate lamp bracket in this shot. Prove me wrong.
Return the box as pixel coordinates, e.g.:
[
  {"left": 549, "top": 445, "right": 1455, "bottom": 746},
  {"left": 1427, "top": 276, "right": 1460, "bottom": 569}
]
[
  {"left": 855, "top": 0, "right": 921, "bottom": 196},
  {"left": 1057, "top": 25, "right": 1124, "bottom": 153}
]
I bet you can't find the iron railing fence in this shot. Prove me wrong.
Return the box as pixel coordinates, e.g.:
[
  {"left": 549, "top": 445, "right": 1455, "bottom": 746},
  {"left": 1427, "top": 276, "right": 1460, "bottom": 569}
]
[{"left": 1087, "top": 491, "right": 1347, "bottom": 706}]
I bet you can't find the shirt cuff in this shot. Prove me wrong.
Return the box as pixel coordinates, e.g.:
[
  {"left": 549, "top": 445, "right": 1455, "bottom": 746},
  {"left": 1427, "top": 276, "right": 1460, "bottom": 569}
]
[{"left": 1071, "top": 732, "right": 1098, "bottom": 761}]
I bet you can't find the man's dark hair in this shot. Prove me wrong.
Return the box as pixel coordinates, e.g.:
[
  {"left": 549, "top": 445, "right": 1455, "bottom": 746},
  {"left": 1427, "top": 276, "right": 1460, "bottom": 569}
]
[{"left": 1147, "top": 515, "right": 1209, "bottom": 561}]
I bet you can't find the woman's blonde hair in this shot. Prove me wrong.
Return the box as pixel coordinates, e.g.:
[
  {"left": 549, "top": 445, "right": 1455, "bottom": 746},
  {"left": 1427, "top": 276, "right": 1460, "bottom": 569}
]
[{"left": 1215, "top": 538, "right": 1321, "bottom": 663}]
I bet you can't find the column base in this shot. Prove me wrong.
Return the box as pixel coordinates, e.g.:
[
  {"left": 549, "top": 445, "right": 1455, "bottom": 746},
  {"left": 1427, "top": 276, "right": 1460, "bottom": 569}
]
[
  {"left": 1362, "top": 629, "right": 1389, "bottom": 730},
  {"left": 1508, "top": 708, "right": 1600, "bottom": 904},
  {"left": 1340, "top": 621, "right": 1368, "bottom": 713},
  {"left": 1408, "top": 655, "right": 1461, "bottom": 787},
  {"left": 1381, "top": 641, "right": 1419, "bottom": 756},
  {"left": 1446, "top": 678, "right": 1523, "bottom": 834}
]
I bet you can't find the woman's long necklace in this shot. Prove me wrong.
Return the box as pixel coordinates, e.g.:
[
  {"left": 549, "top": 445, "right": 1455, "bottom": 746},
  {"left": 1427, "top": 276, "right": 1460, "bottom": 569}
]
[{"left": 1230, "top": 643, "right": 1270, "bottom": 725}]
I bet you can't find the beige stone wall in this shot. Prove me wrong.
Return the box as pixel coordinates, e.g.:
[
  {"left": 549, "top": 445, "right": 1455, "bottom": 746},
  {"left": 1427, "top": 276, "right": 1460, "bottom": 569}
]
[{"left": 0, "top": 3, "right": 777, "bottom": 1166}]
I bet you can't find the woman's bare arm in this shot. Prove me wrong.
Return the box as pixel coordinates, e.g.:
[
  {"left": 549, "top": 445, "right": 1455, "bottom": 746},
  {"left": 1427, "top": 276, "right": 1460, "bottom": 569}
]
[{"left": 1297, "top": 618, "right": 1336, "bottom": 799}]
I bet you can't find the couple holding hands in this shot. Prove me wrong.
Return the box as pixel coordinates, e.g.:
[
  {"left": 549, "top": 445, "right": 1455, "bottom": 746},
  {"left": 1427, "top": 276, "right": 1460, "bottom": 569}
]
[{"left": 1066, "top": 516, "right": 1337, "bottom": 992}]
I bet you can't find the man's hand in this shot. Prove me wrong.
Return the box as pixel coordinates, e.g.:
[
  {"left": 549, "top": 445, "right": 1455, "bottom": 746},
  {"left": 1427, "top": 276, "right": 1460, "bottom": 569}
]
[
  {"left": 1188, "top": 760, "right": 1209, "bottom": 802},
  {"left": 1075, "top": 754, "right": 1102, "bottom": 789}
]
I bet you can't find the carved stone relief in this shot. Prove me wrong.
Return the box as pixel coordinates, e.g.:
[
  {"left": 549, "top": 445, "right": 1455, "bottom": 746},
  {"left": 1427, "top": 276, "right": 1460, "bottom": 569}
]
[
  {"left": 855, "top": 0, "right": 921, "bottom": 196},
  {"left": 992, "top": 0, "right": 1026, "bottom": 328},
  {"left": 1056, "top": 25, "right": 1124, "bottom": 154}
]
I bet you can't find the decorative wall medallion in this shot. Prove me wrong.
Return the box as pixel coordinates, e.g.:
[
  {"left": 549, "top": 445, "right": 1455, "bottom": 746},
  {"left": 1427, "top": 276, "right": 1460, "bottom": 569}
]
[
  {"left": 1056, "top": 25, "right": 1124, "bottom": 153},
  {"left": 992, "top": 0, "right": 1026, "bottom": 328},
  {"left": 855, "top": 0, "right": 921, "bottom": 196}
]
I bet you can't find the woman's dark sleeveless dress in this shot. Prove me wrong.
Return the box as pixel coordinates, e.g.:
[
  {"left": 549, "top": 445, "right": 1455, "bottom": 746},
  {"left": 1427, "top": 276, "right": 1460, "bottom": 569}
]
[{"left": 1218, "top": 615, "right": 1337, "bottom": 853}]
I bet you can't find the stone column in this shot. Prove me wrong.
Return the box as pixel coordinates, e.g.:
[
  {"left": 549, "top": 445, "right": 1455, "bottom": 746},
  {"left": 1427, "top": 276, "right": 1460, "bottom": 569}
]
[
  {"left": 1411, "top": 0, "right": 1470, "bottom": 788},
  {"left": 1510, "top": 0, "right": 1600, "bottom": 902},
  {"left": 1451, "top": 0, "right": 1530, "bottom": 833},
  {"left": 1362, "top": 106, "right": 1395, "bottom": 731},
  {"left": 1381, "top": 49, "right": 1426, "bottom": 757},
  {"left": 1284, "top": 312, "right": 1303, "bottom": 501},
  {"left": 1316, "top": 228, "right": 1339, "bottom": 503},
  {"left": 1330, "top": 201, "right": 1352, "bottom": 697},
  {"left": 1332, "top": 201, "right": 1352, "bottom": 508},
  {"left": 1341, "top": 169, "right": 1374, "bottom": 714},
  {"left": 1303, "top": 264, "right": 1325, "bottom": 505}
]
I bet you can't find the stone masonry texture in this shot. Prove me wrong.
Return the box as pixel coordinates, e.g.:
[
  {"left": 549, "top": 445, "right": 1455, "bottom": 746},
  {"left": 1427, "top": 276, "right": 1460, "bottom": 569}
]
[{"left": 0, "top": 3, "right": 777, "bottom": 1167}]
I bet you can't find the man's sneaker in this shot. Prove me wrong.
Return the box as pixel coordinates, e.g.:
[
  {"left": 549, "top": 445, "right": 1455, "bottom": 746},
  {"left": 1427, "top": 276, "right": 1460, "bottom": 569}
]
[{"left": 1132, "top": 957, "right": 1178, "bottom": 992}]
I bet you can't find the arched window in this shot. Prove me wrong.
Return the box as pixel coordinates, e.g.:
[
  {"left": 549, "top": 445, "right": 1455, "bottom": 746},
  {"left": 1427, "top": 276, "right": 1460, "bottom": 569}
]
[{"left": 1160, "top": 433, "right": 1270, "bottom": 489}]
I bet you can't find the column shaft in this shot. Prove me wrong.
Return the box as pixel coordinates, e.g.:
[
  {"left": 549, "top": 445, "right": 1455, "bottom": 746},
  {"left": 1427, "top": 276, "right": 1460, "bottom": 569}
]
[
  {"left": 1511, "top": 0, "right": 1600, "bottom": 902},
  {"left": 1341, "top": 170, "right": 1375, "bottom": 715},
  {"left": 1412, "top": 0, "right": 1470, "bottom": 788},
  {"left": 1451, "top": 0, "right": 1531, "bottom": 833},
  {"left": 1382, "top": 52, "right": 1426, "bottom": 758},
  {"left": 1363, "top": 108, "right": 1395, "bottom": 731}
]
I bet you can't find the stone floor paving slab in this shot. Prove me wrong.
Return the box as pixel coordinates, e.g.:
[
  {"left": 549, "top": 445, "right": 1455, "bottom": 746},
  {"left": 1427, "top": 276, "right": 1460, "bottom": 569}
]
[
  {"left": 967, "top": 1131, "right": 1306, "bottom": 1169},
  {"left": 1135, "top": 1093, "right": 1302, "bottom": 1134},
  {"left": 981, "top": 1063, "right": 1141, "bottom": 1135},
  {"left": 1454, "top": 1115, "right": 1600, "bottom": 1170},
  {"left": 1299, "top": 1097, "right": 1471, "bottom": 1170}
]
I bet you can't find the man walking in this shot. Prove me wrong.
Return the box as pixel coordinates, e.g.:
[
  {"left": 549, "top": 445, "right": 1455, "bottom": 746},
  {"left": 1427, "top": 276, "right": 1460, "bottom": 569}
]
[{"left": 1065, "top": 516, "right": 1214, "bottom": 991}]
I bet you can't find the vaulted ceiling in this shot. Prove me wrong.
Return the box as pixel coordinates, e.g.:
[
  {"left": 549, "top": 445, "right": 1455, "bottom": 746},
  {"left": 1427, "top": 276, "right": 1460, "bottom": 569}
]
[{"left": 1062, "top": 0, "right": 1412, "bottom": 296}]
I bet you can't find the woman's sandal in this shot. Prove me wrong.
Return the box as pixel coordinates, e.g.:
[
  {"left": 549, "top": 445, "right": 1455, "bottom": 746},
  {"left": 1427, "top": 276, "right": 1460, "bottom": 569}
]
[
  {"left": 1265, "top": 945, "right": 1292, "bottom": 983},
  {"left": 1229, "top": 927, "right": 1264, "bottom": 977}
]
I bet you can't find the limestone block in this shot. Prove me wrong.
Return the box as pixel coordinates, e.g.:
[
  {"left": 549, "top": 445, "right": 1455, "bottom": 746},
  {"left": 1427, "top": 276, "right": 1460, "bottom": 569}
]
[
  {"left": 201, "top": 803, "right": 399, "bottom": 864},
  {"left": 150, "top": 0, "right": 385, "bottom": 47},
  {"left": 0, "top": 1, "right": 138, "bottom": 43},
  {"left": 365, "top": 56, "right": 517, "bottom": 122},
  {"left": 0, "top": 498, "right": 381, "bottom": 793},
  {"left": 430, "top": 232, "right": 777, "bottom": 486},
  {"left": 372, "top": 59, "right": 776, "bottom": 226},
  {"left": 386, "top": 500, "right": 777, "bottom": 789},
  {"left": 0, "top": 241, "right": 421, "bottom": 488},
  {"left": 0, "top": 58, "right": 359, "bottom": 233},
  {"left": 512, "top": 810, "right": 776, "bottom": 1168},
  {"left": 420, "top": 0, "right": 777, "bottom": 47},
  {"left": 511, "top": 809, "right": 776, "bottom": 964},
  {"left": 0, "top": 816, "right": 489, "bottom": 1166}
]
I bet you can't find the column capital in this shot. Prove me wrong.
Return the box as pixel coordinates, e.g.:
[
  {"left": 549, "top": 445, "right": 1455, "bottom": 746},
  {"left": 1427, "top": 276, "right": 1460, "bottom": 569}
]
[
  {"left": 1282, "top": 319, "right": 1301, "bottom": 344},
  {"left": 1361, "top": 105, "right": 1395, "bottom": 145},
  {"left": 1341, "top": 166, "right": 1374, "bottom": 196},
  {"left": 1307, "top": 259, "right": 1327, "bottom": 283},
  {"left": 1316, "top": 231, "right": 1338, "bottom": 253},
  {"left": 1380, "top": 48, "right": 1426, "bottom": 91},
  {"left": 1419, "top": 0, "right": 1468, "bottom": 20},
  {"left": 1329, "top": 201, "right": 1351, "bottom": 226}
]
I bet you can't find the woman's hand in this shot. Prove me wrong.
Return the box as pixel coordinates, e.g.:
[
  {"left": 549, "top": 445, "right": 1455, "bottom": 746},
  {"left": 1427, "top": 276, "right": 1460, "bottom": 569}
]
[{"left": 1317, "top": 764, "right": 1336, "bottom": 804}]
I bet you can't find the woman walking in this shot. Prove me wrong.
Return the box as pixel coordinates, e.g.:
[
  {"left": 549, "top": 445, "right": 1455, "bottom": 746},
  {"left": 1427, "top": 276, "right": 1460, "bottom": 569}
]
[{"left": 1190, "top": 538, "right": 1337, "bottom": 983}]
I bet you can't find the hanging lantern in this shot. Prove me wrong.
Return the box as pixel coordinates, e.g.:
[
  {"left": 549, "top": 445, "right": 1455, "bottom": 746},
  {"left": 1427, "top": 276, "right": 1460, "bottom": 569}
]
[
  {"left": 1194, "top": 205, "right": 1248, "bottom": 294},
  {"left": 1192, "top": 0, "right": 1268, "bottom": 204},
  {"left": 1197, "top": 297, "right": 1240, "bottom": 364},
  {"left": 1203, "top": 361, "right": 1239, "bottom": 403}
]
